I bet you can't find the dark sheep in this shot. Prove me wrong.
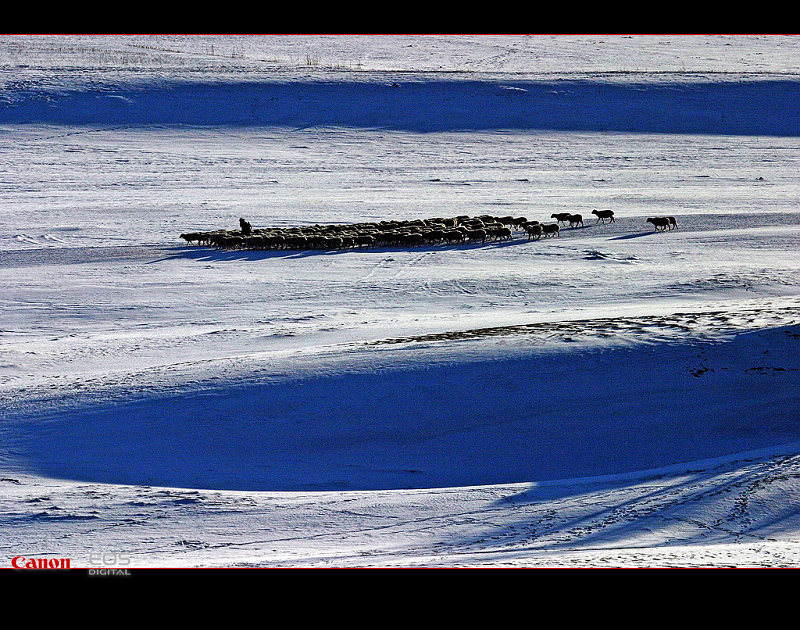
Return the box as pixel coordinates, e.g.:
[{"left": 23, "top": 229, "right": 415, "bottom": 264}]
[
  {"left": 286, "top": 235, "right": 309, "bottom": 249},
  {"left": 668, "top": 216, "right": 678, "bottom": 230},
  {"left": 511, "top": 217, "right": 528, "bottom": 230},
  {"left": 443, "top": 230, "right": 465, "bottom": 245},
  {"left": 220, "top": 235, "right": 244, "bottom": 249},
  {"left": 542, "top": 223, "right": 560, "bottom": 237},
  {"left": 264, "top": 235, "right": 286, "bottom": 249},
  {"left": 426, "top": 229, "right": 445, "bottom": 244},
  {"left": 524, "top": 223, "right": 543, "bottom": 240},
  {"left": 591, "top": 210, "right": 615, "bottom": 223},
  {"left": 306, "top": 236, "right": 324, "bottom": 249},
  {"left": 322, "top": 237, "right": 343, "bottom": 249},
  {"left": 646, "top": 217, "right": 670, "bottom": 231},
  {"left": 207, "top": 232, "right": 232, "bottom": 247},
  {"left": 179, "top": 232, "right": 202, "bottom": 245},
  {"left": 551, "top": 213, "right": 572, "bottom": 225},
  {"left": 568, "top": 214, "right": 584, "bottom": 227},
  {"left": 466, "top": 229, "right": 487, "bottom": 243},
  {"left": 402, "top": 233, "right": 425, "bottom": 247},
  {"left": 492, "top": 227, "right": 513, "bottom": 241},
  {"left": 242, "top": 235, "right": 264, "bottom": 248}
]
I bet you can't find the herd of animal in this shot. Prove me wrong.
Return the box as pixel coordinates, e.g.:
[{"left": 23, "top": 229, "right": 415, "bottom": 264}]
[{"left": 179, "top": 209, "right": 677, "bottom": 251}]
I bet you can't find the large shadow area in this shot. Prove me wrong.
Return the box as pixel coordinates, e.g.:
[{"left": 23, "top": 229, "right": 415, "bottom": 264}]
[
  {"left": 2, "top": 79, "right": 798, "bottom": 136},
  {"left": 5, "top": 326, "right": 799, "bottom": 492}
]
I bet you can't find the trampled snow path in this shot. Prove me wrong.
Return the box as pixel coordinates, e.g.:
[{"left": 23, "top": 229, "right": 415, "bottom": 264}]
[{"left": 1, "top": 35, "right": 800, "bottom": 568}]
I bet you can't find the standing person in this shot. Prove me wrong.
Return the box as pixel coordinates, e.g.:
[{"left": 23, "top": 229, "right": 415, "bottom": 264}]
[{"left": 239, "top": 217, "right": 252, "bottom": 236}]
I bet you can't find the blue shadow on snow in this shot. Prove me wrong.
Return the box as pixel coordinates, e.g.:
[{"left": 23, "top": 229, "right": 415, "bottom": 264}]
[{"left": 1, "top": 79, "right": 799, "bottom": 136}]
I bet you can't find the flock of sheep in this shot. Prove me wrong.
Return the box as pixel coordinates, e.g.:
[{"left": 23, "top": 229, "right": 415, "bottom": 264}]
[{"left": 179, "top": 209, "right": 675, "bottom": 252}]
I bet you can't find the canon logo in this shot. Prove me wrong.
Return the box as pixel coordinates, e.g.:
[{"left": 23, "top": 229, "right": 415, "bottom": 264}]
[{"left": 12, "top": 556, "right": 71, "bottom": 569}]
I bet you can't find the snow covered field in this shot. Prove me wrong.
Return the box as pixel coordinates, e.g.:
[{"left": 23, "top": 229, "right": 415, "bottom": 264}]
[{"left": 1, "top": 35, "right": 799, "bottom": 568}]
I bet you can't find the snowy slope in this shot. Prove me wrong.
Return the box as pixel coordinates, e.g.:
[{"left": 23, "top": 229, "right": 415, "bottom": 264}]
[{"left": 1, "top": 35, "right": 799, "bottom": 568}]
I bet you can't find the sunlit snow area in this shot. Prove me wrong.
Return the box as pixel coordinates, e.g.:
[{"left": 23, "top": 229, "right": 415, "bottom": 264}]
[{"left": 1, "top": 35, "right": 799, "bottom": 567}]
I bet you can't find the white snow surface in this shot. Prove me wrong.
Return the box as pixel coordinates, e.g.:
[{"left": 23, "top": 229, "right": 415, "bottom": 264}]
[{"left": 1, "top": 34, "right": 800, "bottom": 568}]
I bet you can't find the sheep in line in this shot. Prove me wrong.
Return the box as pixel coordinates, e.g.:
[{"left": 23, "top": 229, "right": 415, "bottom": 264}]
[
  {"left": 551, "top": 212, "right": 573, "bottom": 225},
  {"left": 541, "top": 223, "right": 560, "bottom": 237},
  {"left": 546, "top": 212, "right": 584, "bottom": 228},
  {"left": 179, "top": 232, "right": 204, "bottom": 245},
  {"left": 646, "top": 216, "right": 670, "bottom": 230},
  {"left": 647, "top": 216, "right": 678, "bottom": 231},
  {"left": 522, "top": 221, "right": 543, "bottom": 240},
  {"left": 591, "top": 209, "right": 615, "bottom": 223}
]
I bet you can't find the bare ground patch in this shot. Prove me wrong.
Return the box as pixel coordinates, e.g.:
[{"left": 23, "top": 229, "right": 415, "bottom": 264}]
[{"left": 367, "top": 304, "right": 800, "bottom": 346}]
